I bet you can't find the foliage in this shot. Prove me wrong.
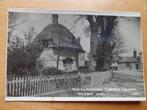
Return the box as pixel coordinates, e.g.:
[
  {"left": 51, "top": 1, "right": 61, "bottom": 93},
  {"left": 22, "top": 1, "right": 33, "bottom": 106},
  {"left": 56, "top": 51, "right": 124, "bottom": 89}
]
[
  {"left": 85, "top": 16, "right": 117, "bottom": 71},
  {"left": 73, "top": 15, "right": 122, "bottom": 71},
  {"left": 22, "top": 27, "right": 36, "bottom": 45},
  {"left": 8, "top": 12, "right": 26, "bottom": 43},
  {"left": 41, "top": 67, "right": 66, "bottom": 75},
  {"left": 7, "top": 27, "right": 41, "bottom": 77}
]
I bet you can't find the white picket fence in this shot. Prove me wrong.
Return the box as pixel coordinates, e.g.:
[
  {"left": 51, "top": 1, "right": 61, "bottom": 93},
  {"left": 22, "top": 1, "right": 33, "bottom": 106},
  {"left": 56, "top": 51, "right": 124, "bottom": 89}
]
[
  {"left": 7, "top": 74, "right": 91, "bottom": 97},
  {"left": 7, "top": 72, "right": 112, "bottom": 97}
]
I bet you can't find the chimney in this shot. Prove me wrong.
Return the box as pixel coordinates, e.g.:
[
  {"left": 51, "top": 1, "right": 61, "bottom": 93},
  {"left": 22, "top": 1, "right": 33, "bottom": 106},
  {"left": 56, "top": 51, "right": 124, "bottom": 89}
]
[
  {"left": 76, "top": 37, "right": 81, "bottom": 43},
  {"left": 52, "top": 14, "right": 58, "bottom": 24},
  {"left": 133, "top": 49, "right": 137, "bottom": 57}
]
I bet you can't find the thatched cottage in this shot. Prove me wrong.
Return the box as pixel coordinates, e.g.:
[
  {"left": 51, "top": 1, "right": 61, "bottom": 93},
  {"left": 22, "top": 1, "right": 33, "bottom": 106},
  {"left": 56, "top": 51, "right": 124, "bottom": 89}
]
[{"left": 32, "top": 14, "right": 85, "bottom": 72}]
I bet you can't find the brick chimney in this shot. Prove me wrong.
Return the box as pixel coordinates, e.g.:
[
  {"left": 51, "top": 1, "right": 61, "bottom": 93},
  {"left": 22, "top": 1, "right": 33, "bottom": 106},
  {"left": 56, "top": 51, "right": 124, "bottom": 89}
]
[
  {"left": 52, "top": 14, "right": 58, "bottom": 24},
  {"left": 133, "top": 49, "right": 137, "bottom": 57},
  {"left": 76, "top": 37, "right": 81, "bottom": 43}
]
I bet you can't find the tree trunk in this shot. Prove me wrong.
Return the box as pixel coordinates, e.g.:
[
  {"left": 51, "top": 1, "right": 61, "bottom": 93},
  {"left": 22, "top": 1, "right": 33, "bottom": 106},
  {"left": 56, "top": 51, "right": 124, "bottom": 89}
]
[
  {"left": 86, "top": 16, "right": 116, "bottom": 71},
  {"left": 89, "top": 24, "right": 99, "bottom": 71}
]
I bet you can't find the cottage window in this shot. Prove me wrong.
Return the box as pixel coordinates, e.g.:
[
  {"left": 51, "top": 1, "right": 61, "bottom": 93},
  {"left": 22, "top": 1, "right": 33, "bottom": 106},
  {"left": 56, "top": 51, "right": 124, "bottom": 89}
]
[
  {"left": 64, "top": 62, "right": 72, "bottom": 72},
  {"left": 42, "top": 40, "right": 49, "bottom": 48},
  {"left": 42, "top": 39, "right": 53, "bottom": 48},
  {"left": 63, "top": 58, "right": 73, "bottom": 72}
]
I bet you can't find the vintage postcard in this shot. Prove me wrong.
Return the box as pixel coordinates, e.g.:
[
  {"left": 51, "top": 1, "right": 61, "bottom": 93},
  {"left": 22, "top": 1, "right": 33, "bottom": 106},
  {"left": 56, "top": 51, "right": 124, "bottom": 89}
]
[{"left": 6, "top": 8, "right": 146, "bottom": 101}]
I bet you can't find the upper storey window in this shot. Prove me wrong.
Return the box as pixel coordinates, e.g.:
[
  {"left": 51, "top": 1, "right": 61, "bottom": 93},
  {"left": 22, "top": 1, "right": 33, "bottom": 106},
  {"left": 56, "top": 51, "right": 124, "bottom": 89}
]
[{"left": 42, "top": 39, "right": 53, "bottom": 48}]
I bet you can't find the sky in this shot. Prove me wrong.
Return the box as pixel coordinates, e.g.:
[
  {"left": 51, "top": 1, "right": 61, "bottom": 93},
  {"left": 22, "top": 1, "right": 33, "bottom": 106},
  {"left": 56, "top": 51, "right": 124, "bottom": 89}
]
[
  {"left": 11, "top": 12, "right": 142, "bottom": 57},
  {"left": 117, "top": 17, "right": 142, "bottom": 56}
]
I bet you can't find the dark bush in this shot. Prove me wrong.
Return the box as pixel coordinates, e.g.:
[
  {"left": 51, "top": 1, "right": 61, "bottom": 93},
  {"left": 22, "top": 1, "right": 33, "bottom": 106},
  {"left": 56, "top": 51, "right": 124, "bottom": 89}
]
[{"left": 41, "top": 67, "right": 66, "bottom": 75}]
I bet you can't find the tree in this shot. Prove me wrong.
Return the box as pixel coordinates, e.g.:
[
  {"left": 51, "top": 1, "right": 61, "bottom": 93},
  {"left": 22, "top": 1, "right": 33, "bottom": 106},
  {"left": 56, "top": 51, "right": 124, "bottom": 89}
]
[
  {"left": 111, "top": 25, "right": 125, "bottom": 55},
  {"left": 72, "top": 15, "right": 119, "bottom": 71},
  {"left": 85, "top": 16, "right": 117, "bottom": 71},
  {"left": 8, "top": 12, "right": 26, "bottom": 43},
  {"left": 7, "top": 36, "right": 26, "bottom": 77},
  {"left": 22, "top": 27, "right": 36, "bottom": 45},
  {"left": 7, "top": 27, "right": 41, "bottom": 77}
]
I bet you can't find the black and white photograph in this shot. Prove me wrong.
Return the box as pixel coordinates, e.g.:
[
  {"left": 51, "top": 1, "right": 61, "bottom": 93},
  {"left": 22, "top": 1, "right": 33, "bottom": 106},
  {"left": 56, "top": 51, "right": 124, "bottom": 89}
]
[{"left": 6, "top": 9, "right": 146, "bottom": 101}]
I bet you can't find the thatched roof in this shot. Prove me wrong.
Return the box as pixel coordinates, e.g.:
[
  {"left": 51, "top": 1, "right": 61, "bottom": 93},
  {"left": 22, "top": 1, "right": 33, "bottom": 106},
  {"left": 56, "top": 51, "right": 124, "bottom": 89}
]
[{"left": 32, "top": 15, "right": 85, "bottom": 53}]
